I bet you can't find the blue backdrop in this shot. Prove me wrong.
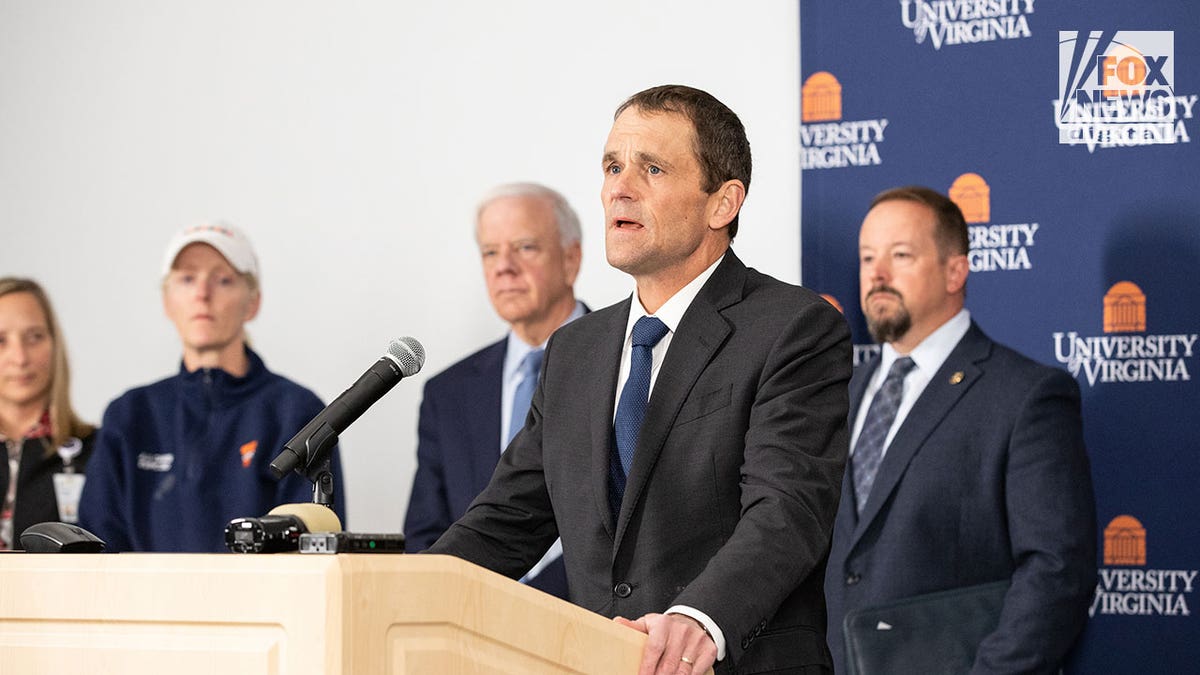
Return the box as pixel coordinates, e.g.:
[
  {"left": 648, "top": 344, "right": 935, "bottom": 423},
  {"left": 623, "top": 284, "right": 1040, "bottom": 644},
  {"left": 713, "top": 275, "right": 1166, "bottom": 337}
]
[{"left": 801, "top": 2, "right": 1199, "bottom": 672}]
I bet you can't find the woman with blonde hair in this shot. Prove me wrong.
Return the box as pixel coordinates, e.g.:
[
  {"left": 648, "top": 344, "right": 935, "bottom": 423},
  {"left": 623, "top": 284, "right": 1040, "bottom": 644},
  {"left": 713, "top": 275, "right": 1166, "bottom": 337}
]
[{"left": 0, "top": 277, "right": 95, "bottom": 549}]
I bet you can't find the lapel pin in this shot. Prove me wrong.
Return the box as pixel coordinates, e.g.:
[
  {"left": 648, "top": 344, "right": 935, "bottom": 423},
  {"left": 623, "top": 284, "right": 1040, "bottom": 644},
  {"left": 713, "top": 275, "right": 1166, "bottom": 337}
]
[{"left": 949, "top": 371, "right": 965, "bottom": 385}]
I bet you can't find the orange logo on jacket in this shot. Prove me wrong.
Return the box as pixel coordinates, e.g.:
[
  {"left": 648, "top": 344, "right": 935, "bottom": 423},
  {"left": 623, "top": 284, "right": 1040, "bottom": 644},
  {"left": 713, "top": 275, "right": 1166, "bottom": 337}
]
[{"left": 240, "top": 440, "right": 258, "bottom": 468}]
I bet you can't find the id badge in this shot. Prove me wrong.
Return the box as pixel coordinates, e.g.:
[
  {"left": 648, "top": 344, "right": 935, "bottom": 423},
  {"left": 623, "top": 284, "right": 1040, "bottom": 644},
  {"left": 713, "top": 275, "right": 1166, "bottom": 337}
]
[{"left": 52, "top": 473, "right": 86, "bottom": 523}]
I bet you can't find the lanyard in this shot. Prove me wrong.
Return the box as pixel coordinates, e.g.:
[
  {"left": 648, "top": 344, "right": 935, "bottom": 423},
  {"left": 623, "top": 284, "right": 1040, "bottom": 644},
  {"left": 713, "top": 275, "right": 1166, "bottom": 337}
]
[{"left": 57, "top": 437, "right": 83, "bottom": 473}]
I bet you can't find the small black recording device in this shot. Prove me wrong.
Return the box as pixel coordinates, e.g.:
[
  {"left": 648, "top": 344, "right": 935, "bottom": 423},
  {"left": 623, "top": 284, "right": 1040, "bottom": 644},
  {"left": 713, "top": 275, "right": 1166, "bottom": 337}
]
[
  {"left": 224, "top": 515, "right": 306, "bottom": 553},
  {"left": 298, "top": 532, "right": 406, "bottom": 554}
]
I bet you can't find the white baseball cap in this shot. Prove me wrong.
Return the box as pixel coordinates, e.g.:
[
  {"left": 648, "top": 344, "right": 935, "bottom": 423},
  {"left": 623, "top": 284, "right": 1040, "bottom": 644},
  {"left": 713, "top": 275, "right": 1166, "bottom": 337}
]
[{"left": 162, "top": 222, "right": 260, "bottom": 279}]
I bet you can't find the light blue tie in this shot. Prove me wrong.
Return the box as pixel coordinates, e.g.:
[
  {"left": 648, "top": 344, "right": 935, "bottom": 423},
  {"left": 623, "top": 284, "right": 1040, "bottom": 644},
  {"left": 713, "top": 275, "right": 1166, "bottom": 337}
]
[
  {"left": 852, "top": 357, "right": 916, "bottom": 515},
  {"left": 610, "top": 316, "right": 670, "bottom": 515},
  {"left": 507, "top": 349, "right": 544, "bottom": 446}
]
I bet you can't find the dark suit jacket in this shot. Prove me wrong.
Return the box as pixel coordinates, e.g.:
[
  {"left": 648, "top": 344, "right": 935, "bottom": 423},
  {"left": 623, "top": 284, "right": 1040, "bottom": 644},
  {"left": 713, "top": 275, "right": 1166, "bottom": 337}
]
[
  {"left": 404, "top": 336, "right": 569, "bottom": 598},
  {"left": 824, "top": 322, "right": 1097, "bottom": 674},
  {"left": 430, "top": 251, "right": 852, "bottom": 673}
]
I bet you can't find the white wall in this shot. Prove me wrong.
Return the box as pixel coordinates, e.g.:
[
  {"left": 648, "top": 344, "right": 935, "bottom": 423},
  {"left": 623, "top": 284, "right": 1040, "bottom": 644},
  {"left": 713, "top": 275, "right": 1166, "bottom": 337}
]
[{"left": 0, "top": 1, "right": 800, "bottom": 532}]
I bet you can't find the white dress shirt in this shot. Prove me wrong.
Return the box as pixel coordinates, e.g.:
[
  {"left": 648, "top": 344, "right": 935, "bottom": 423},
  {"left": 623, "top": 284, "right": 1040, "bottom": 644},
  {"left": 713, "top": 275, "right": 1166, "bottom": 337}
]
[
  {"left": 850, "top": 309, "right": 972, "bottom": 459},
  {"left": 614, "top": 254, "right": 728, "bottom": 660}
]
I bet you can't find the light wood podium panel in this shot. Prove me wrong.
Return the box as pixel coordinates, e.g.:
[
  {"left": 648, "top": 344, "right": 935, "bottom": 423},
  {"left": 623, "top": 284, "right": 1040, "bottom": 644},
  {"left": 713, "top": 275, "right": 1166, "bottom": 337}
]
[{"left": 0, "top": 553, "right": 657, "bottom": 674}]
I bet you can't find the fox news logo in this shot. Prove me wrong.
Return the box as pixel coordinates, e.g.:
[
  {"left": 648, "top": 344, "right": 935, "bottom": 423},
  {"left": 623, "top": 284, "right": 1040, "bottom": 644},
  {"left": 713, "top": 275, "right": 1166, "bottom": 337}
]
[
  {"left": 899, "top": 0, "right": 1033, "bottom": 51},
  {"left": 1053, "top": 282, "right": 1197, "bottom": 386},
  {"left": 1056, "top": 30, "right": 1196, "bottom": 151},
  {"left": 801, "top": 72, "right": 889, "bottom": 170},
  {"left": 1091, "top": 515, "right": 1196, "bottom": 618}
]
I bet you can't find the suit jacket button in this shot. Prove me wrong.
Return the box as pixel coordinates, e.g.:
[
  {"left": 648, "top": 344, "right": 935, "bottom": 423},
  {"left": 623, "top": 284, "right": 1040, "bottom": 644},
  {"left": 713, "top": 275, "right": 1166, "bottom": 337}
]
[
  {"left": 741, "top": 637, "right": 751, "bottom": 650},
  {"left": 613, "top": 582, "right": 633, "bottom": 598},
  {"left": 846, "top": 573, "right": 861, "bottom": 585}
]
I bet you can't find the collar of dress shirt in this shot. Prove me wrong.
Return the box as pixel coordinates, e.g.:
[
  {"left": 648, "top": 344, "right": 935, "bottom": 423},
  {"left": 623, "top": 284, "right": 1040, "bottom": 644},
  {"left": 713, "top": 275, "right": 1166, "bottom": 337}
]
[
  {"left": 852, "top": 309, "right": 972, "bottom": 452},
  {"left": 868, "top": 306, "right": 973, "bottom": 421},
  {"left": 877, "top": 307, "right": 971, "bottom": 378},
  {"left": 622, "top": 254, "right": 726, "bottom": 342},
  {"left": 504, "top": 300, "right": 587, "bottom": 380}
]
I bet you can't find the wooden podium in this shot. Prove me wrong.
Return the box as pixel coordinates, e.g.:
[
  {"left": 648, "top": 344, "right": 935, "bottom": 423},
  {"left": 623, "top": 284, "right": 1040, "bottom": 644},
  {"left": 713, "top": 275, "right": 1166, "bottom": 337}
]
[{"left": 0, "top": 553, "right": 656, "bottom": 674}]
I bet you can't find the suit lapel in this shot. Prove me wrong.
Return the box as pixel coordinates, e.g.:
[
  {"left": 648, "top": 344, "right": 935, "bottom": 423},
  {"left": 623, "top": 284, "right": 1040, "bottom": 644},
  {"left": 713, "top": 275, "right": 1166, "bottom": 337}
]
[
  {"left": 470, "top": 340, "right": 506, "bottom": 492},
  {"left": 850, "top": 324, "right": 992, "bottom": 546},
  {"left": 847, "top": 360, "right": 875, "bottom": 427},
  {"left": 613, "top": 253, "right": 744, "bottom": 550},
  {"left": 586, "top": 300, "right": 632, "bottom": 541}
]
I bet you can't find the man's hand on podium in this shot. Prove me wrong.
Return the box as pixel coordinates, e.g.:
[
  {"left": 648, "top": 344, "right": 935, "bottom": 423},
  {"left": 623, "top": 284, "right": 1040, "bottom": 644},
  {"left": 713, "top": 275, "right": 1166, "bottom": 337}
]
[{"left": 614, "top": 612, "right": 716, "bottom": 675}]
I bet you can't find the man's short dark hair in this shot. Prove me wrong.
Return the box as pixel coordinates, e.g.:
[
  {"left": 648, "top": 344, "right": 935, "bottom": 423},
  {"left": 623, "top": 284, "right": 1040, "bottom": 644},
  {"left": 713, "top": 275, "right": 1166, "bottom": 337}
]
[
  {"left": 870, "top": 186, "right": 969, "bottom": 259},
  {"left": 615, "top": 85, "right": 752, "bottom": 239}
]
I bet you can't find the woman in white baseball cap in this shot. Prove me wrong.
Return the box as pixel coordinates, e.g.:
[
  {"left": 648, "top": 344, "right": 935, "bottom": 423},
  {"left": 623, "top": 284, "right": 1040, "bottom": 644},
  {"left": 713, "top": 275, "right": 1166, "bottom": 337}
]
[{"left": 78, "top": 222, "right": 347, "bottom": 552}]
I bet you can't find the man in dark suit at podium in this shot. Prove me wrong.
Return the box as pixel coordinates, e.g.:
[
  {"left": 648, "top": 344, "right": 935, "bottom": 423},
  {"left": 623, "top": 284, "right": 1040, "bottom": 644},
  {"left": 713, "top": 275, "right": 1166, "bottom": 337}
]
[
  {"left": 430, "top": 85, "right": 851, "bottom": 674},
  {"left": 824, "top": 186, "right": 1097, "bottom": 673},
  {"left": 404, "top": 182, "right": 586, "bottom": 600}
]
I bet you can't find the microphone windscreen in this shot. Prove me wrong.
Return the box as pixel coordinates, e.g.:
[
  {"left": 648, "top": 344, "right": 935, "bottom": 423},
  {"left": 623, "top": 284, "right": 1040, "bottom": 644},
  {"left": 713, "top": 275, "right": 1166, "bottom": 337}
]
[
  {"left": 268, "top": 503, "right": 343, "bottom": 533},
  {"left": 387, "top": 337, "right": 425, "bottom": 377}
]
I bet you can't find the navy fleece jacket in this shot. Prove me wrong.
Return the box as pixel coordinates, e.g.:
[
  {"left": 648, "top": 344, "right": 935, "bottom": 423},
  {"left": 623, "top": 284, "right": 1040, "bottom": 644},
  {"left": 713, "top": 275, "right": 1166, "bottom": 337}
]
[{"left": 79, "top": 348, "right": 346, "bottom": 552}]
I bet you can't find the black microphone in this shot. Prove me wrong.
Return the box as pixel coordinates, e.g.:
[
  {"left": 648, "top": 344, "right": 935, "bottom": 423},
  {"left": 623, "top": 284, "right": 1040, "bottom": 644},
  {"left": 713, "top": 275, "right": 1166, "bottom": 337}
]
[{"left": 270, "top": 337, "right": 425, "bottom": 479}]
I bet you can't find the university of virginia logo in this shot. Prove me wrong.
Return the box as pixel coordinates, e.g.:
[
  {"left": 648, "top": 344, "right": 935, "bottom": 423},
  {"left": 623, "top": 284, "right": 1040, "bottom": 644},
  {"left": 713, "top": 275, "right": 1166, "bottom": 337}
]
[
  {"left": 899, "top": 0, "right": 1034, "bottom": 50},
  {"left": 801, "top": 72, "right": 889, "bottom": 170},
  {"left": 948, "top": 173, "right": 1040, "bottom": 273},
  {"left": 1053, "top": 281, "right": 1197, "bottom": 386},
  {"left": 1091, "top": 515, "right": 1196, "bottom": 617}
]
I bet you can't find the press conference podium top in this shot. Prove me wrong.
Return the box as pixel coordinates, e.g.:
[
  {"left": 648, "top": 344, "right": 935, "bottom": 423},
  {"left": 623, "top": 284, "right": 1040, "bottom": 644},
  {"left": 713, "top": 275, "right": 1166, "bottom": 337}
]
[{"left": 0, "top": 552, "right": 699, "bottom": 675}]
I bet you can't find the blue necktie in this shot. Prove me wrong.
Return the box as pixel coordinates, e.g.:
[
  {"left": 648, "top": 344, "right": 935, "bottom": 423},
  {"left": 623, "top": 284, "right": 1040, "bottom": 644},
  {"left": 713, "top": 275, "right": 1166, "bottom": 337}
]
[
  {"left": 852, "top": 357, "right": 916, "bottom": 515},
  {"left": 507, "top": 349, "right": 544, "bottom": 446},
  {"left": 610, "top": 316, "right": 670, "bottom": 517}
]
